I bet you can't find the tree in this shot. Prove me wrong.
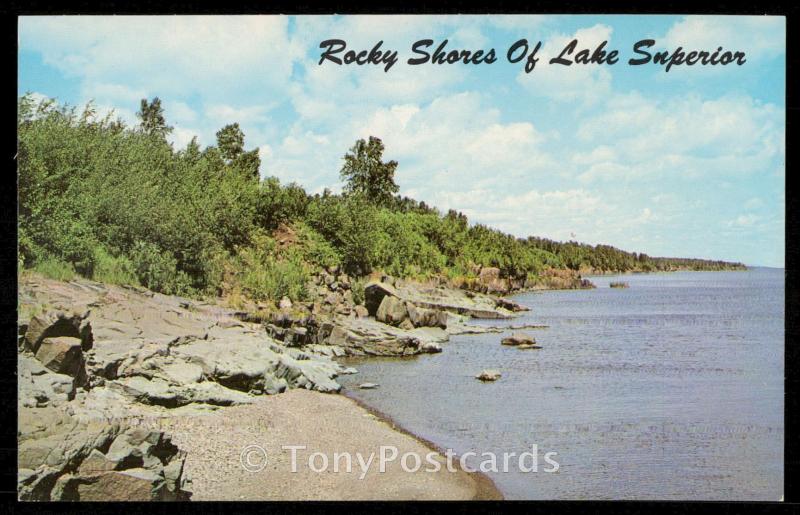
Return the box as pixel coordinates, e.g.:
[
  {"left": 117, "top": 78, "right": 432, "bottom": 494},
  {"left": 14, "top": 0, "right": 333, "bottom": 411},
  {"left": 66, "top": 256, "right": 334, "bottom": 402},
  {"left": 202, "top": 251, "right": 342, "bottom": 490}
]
[
  {"left": 136, "top": 97, "right": 172, "bottom": 138},
  {"left": 215, "top": 123, "right": 260, "bottom": 179},
  {"left": 233, "top": 148, "right": 261, "bottom": 180},
  {"left": 182, "top": 137, "right": 201, "bottom": 164},
  {"left": 340, "top": 136, "right": 399, "bottom": 205},
  {"left": 216, "top": 123, "right": 245, "bottom": 162}
]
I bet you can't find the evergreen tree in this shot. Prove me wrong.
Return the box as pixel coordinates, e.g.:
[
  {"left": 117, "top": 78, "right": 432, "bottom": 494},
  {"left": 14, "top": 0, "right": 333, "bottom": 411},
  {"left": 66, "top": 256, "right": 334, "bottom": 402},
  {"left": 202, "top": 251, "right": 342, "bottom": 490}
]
[{"left": 136, "top": 97, "right": 172, "bottom": 138}]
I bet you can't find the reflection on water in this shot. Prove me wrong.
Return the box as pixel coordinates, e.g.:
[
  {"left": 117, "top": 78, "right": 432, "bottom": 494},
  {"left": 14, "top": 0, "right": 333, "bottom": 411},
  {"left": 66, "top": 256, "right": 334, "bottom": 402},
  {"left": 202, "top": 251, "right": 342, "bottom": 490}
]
[{"left": 339, "top": 269, "right": 784, "bottom": 500}]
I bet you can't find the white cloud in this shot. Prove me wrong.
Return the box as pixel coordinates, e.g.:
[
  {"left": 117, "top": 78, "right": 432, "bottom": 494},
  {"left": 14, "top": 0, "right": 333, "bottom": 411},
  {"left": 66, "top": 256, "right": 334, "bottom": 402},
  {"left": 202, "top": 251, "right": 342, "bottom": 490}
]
[
  {"left": 575, "top": 92, "right": 784, "bottom": 182},
  {"left": 517, "top": 24, "right": 614, "bottom": 104},
  {"left": 728, "top": 214, "right": 760, "bottom": 227},
  {"left": 662, "top": 16, "right": 785, "bottom": 62},
  {"left": 20, "top": 16, "right": 299, "bottom": 104}
]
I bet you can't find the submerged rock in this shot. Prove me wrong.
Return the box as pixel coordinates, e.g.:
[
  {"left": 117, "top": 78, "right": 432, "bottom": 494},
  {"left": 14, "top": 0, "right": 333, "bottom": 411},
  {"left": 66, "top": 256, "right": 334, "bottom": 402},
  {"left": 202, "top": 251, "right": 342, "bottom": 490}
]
[
  {"left": 358, "top": 382, "right": 379, "bottom": 389},
  {"left": 501, "top": 332, "right": 536, "bottom": 346},
  {"left": 475, "top": 370, "right": 501, "bottom": 382}
]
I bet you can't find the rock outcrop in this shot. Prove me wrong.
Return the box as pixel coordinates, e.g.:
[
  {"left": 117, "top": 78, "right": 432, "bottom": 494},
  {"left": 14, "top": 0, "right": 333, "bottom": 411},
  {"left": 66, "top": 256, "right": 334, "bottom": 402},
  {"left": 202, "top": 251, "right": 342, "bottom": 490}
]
[
  {"left": 17, "top": 275, "right": 357, "bottom": 500},
  {"left": 19, "top": 407, "right": 191, "bottom": 501}
]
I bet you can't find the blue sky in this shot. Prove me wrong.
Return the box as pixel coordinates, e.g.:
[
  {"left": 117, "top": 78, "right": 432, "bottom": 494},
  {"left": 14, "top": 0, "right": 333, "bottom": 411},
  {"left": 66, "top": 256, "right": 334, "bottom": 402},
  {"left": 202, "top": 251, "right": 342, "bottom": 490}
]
[{"left": 18, "top": 15, "right": 785, "bottom": 266}]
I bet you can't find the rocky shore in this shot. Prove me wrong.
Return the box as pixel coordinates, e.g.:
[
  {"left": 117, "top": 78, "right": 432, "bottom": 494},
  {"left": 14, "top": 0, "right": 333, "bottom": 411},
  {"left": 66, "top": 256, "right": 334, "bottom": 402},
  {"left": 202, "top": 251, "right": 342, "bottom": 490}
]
[{"left": 18, "top": 272, "right": 523, "bottom": 501}]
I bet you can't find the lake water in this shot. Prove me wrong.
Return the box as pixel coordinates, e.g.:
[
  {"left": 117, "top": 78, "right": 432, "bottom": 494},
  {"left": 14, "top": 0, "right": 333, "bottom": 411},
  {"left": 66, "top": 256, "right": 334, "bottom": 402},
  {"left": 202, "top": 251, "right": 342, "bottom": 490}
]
[{"left": 338, "top": 268, "right": 784, "bottom": 500}]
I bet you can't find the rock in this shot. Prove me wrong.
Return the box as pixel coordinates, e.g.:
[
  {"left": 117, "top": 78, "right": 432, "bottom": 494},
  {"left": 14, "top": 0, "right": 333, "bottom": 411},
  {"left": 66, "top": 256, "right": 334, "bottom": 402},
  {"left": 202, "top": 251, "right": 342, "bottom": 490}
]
[
  {"left": 479, "top": 267, "right": 501, "bottom": 284},
  {"left": 476, "top": 369, "right": 501, "bottom": 382},
  {"left": 342, "top": 289, "right": 353, "bottom": 304},
  {"left": 495, "top": 298, "right": 529, "bottom": 312},
  {"left": 278, "top": 296, "right": 293, "bottom": 309},
  {"left": 359, "top": 383, "right": 379, "bottom": 389},
  {"left": 398, "top": 318, "right": 415, "bottom": 331},
  {"left": 354, "top": 305, "right": 369, "bottom": 318},
  {"left": 19, "top": 354, "right": 77, "bottom": 407},
  {"left": 63, "top": 469, "right": 164, "bottom": 501},
  {"left": 610, "top": 282, "right": 630, "bottom": 288},
  {"left": 517, "top": 343, "right": 542, "bottom": 350},
  {"left": 323, "top": 316, "right": 444, "bottom": 357},
  {"left": 24, "top": 310, "right": 93, "bottom": 354},
  {"left": 35, "top": 337, "right": 84, "bottom": 378},
  {"left": 406, "top": 303, "right": 447, "bottom": 328},
  {"left": 363, "top": 281, "right": 399, "bottom": 316},
  {"left": 476, "top": 267, "right": 510, "bottom": 294},
  {"left": 501, "top": 332, "right": 536, "bottom": 346},
  {"left": 18, "top": 410, "right": 190, "bottom": 501},
  {"left": 376, "top": 295, "right": 408, "bottom": 326}
]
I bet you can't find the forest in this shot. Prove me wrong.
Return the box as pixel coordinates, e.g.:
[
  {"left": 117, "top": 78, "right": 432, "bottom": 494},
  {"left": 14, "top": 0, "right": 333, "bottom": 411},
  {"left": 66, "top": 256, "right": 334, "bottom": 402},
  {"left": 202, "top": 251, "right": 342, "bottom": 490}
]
[{"left": 17, "top": 95, "right": 746, "bottom": 303}]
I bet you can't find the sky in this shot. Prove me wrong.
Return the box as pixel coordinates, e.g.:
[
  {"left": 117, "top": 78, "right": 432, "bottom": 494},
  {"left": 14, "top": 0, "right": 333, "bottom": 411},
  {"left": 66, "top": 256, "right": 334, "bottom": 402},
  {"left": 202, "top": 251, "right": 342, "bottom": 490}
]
[{"left": 18, "top": 15, "right": 786, "bottom": 267}]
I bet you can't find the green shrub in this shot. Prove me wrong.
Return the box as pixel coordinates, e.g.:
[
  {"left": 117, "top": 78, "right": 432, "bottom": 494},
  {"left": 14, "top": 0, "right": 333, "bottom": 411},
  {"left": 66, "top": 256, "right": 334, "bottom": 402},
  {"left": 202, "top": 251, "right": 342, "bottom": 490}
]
[
  {"left": 32, "top": 256, "right": 75, "bottom": 281},
  {"left": 294, "top": 222, "right": 341, "bottom": 270},
  {"left": 89, "top": 246, "right": 138, "bottom": 286},
  {"left": 129, "top": 241, "right": 193, "bottom": 296},
  {"left": 350, "top": 276, "right": 366, "bottom": 306},
  {"left": 235, "top": 235, "right": 309, "bottom": 302}
]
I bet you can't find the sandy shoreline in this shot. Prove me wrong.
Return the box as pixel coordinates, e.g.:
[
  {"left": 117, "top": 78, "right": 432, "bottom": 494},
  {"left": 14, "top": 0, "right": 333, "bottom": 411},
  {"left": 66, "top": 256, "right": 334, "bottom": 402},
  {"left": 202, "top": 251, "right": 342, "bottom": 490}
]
[{"left": 158, "top": 389, "right": 503, "bottom": 501}]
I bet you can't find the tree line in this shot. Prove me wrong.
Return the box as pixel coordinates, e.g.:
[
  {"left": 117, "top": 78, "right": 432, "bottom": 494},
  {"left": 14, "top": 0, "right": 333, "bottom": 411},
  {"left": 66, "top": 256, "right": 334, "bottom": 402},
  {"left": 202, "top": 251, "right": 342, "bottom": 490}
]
[{"left": 17, "top": 95, "right": 745, "bottom": 302}]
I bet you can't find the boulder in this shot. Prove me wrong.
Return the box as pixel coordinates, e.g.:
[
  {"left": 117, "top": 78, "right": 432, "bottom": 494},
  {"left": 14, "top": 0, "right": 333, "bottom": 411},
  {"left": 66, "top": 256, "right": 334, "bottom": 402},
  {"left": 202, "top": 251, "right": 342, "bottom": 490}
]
[
  {"left": 35, "top": 337, "right": 84, "bottom": 378},
  {"left": 478, "top": 267, "right": 511, "bottom": 295},
  {"left": 476, "top": 369, "right": 501, "bottom": 382},
  {"left": 479, "top": 267, "right": 501, "bottom": 284},
  {"left": 376, "top": 295, "right": 408, "bottom": 326},
  {"left": 398, "top": 318, "right": 415, "bottom": 331},
  {"left": 323, "top": 316, "right": 444, "bottom": 357},
  {"left": 354, "top": 305, "right": 369, "bottom": 318},
  {"left": 363, "top": 281, "right": 400, "bottom": 316},
  {"left": 55, "top": 469, "right": 165, "bottom": 501},
  {"left": 278, "top": 296, "right": 293, "bottom": 309},
  {"left": 517, "top": 343, "right": 542, "bottom": 350},
  {"left": 406, "top": 303, "right": 447, "bottom": 329},
  {"left": 501, "top": 332, "right": 536, "bottom": 346},
  {"left": 24, "top": 310, "right": 93, "bottom": 354},
  {"left": 495, "top": 298, "right": 529, "bottom": 312}
]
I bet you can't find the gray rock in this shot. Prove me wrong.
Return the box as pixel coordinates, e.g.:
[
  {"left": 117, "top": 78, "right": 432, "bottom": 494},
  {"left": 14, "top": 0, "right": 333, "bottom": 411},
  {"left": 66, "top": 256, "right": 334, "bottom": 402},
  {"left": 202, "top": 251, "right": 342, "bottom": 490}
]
[
  {"left": 359, "top": 382, "right": 379, "bottom": 389},
  {"left": 376, "top": 295, "right": 408, "bottom": 326},
  {"left": 18, "top": 409, "right": 191, "bottom": 501},
  {"left": 24, "top": 310, "right": 93, "bottom": 354},
  {"left": 19, "top": 354, "right": 77, "bottom": 407},
  {"left": 364, "top": 281, "right": 399, "bottom": 316},
  {"left": 406, "top": 303, "right": 447, "bottom": 328},
  {"left": 501, "top": 332, "right": 536, "bottom": 346},
  {"left": 476, "top": 369, "right": 502, "bottom": 382},
  {"left": 35, "top": 336, "right": 84, "bottom": 378}
]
